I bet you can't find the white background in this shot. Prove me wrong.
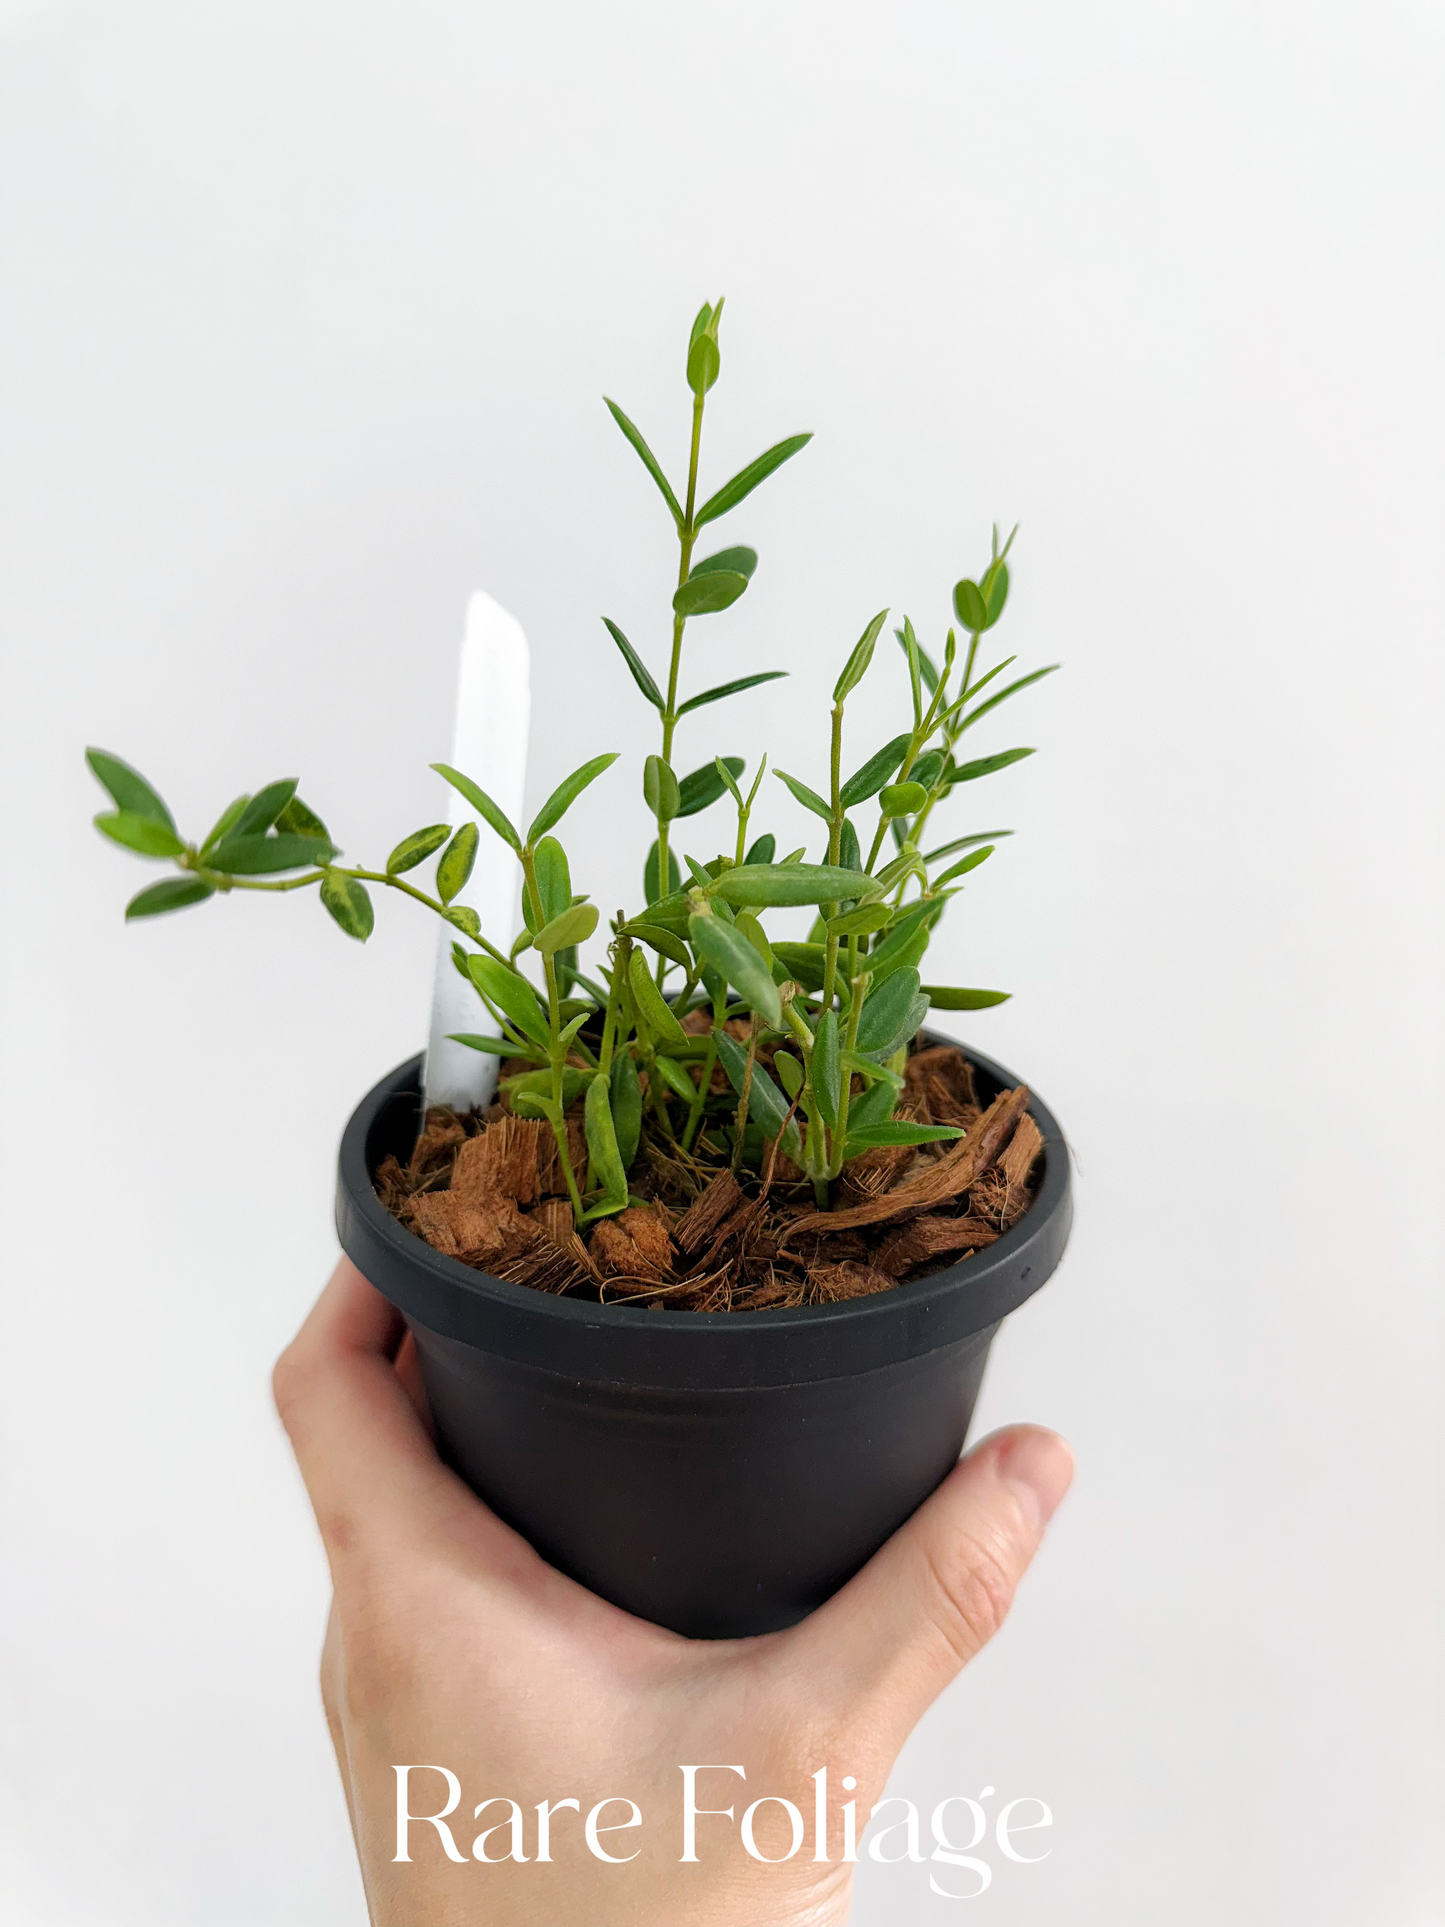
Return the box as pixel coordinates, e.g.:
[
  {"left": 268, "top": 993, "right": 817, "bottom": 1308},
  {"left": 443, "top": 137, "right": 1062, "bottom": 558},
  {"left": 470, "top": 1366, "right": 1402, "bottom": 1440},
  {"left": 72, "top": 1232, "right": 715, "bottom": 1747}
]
[{"left": 2, "top": 2, "right": 1442, "bottom": 1921}]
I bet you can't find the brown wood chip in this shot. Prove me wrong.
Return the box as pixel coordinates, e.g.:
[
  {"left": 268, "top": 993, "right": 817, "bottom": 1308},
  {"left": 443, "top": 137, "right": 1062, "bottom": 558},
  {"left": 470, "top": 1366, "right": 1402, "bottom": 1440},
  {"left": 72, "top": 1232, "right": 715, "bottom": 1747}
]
[
  {"left": 805, "top": 1261, "right": 900, "bottom": 1302},
  {"left": 672, "top": 1169, "right": 744, "bottom": 1255},
  {"left": 872, "top": 1214, "right": 1000, "bottom": 1277},
  {"left": 906, "top": 1045, "right": 977, "bottom": 1109},
  {"left": 780, "top": 1084, "right": 1032, "bottom": 1239},
  {"left": 530, "top": 1197, "right": 600, "bottom": 1280},
  {"left": 589, "top": 1207, "right": 676, "bottom": 1281},
  {"left": 1000, "top": 1111, "right": 1045, "bottom": 1190},
  {"left": 451, "top": 1115, "right": 544, "bottom": 1208}
]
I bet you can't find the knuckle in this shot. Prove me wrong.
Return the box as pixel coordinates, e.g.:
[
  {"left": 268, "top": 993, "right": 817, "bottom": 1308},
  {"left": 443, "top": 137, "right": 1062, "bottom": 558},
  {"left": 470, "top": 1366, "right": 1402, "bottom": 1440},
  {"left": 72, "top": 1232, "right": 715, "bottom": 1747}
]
[
  {"left": 923, "top": 1526, "right": 1019, "bottom": 1663},
  {"left": 269, "top": 1342, "right": 308, "bottom": 1427}
]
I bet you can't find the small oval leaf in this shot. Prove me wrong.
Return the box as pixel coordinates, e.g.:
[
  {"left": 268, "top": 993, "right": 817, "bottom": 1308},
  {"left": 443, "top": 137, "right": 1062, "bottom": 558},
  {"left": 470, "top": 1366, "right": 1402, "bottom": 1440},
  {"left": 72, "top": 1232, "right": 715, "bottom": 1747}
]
[
  {"left": 387, "top": 823, "right": 452, "bottom": 876},
  {"left": 125, "top": 877, "right": 214, "bottom": 919},
  {"left": 673, "top": 569, "right": 748, "bottom": 618},
  {"left": 320, "top": 870, "right": 374, "bottom": 941},
  {"left": 436, "top": 822, "right": 479, "bottom": 904}
]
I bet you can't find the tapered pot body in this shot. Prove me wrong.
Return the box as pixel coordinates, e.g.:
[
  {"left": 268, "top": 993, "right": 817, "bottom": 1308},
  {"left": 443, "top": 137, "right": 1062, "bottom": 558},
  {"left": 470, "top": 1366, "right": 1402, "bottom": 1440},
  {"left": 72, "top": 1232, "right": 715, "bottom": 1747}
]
[{"left": 336, "top": 1039, "right": 1071, "bottom": 1639}]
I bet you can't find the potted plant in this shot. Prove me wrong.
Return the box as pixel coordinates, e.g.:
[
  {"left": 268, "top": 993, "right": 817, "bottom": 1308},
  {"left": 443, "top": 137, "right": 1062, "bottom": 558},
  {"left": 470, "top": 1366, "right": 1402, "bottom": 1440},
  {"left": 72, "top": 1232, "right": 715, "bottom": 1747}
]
[{"left": 90, "top": 300, "right": 1071, "bottom": 1639}]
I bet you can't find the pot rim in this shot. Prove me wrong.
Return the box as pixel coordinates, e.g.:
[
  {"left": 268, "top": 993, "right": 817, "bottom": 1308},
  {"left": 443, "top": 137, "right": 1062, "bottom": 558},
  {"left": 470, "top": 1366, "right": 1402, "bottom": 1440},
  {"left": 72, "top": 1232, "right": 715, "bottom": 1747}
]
[{"left": 336, "top": 1033, "right": 1072, "bottom": 1389}]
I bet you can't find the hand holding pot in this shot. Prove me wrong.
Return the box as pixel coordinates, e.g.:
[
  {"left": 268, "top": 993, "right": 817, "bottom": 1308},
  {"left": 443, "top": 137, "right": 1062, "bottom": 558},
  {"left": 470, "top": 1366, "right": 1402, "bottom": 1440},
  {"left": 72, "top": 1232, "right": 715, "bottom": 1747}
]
[{"left": 273, "top": 1258, "right": 1073, "bottom": 1926}]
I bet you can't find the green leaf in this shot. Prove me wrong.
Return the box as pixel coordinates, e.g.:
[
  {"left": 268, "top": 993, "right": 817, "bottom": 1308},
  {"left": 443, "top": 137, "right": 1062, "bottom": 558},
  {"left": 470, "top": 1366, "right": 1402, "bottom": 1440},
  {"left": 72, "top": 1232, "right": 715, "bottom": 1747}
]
[
  {"left": 232, "top": 779, "right": 298, "bottom": 838},
  {"left": 431, "top": 763, "right": 521, "bottom": 850},
  {"left": 653, "top": 1055, "right": 700, "bottom": 1103},
  {"left": 448, "top": 1033, "right": 527, "bottom": 1057},
  {"left": 923, "top": 830, "right": 1012, "bottom": 864},
  {"left": 85, "top": 749, "right": 175, "bottom": 829},
  {"left": 94, "top": 811, "right": 185, "bottom": 859},
  {"left": 983, "top": 559, "right": 1010, "bottom": 626},
  {"left": 644, "top": 840, "right": 682, "bottom": 905},
  {"left": 957, "top": 664, "right": 1059, "bottom": 733},
  {"left": 844, "top": 1076, "right": 896, "bottom": 1134},
  {"left": 673, "top": 569, "right": 748, "bottom": 618},
  {"left": 626, "top": 920, "right": 691, "bottom": 969},
  {"left": 528, "top": 753, "right": 619, "bottom": 842},
  {"left": 866, "top": 899, "right": 943, "bottom": 983},
  {"left": 695, "top": 433, "right": 812, "bottom": 528},
  {"left": 833, "top": 609, "right": 889, "bottom": 703},
  {"left": 533, "top": 836, "right": 572, "bottom": 923},
  {"left": 584, "top": 1072, "right": 629, "bottom": 1206},
  {"left": 933, "top": 845, "right": 996, "bottom": 888},
  {"left": 602, "top": 618, "right": 664, "bottom": 710},
  {"left": 643, "top": 754, "right": 681, "bottom": 822},
  {"left": 856, "top": 966, "right": 923, "bottom": 1052},
  {"left": 468, "top": 955, "right": 550, "bottom": 1048},
  {"left": 896, "top": 618, "right": 924, "bottom": 724},
  {"left": 774, "top": 769, "right": 831, "bottom": 822},
  {"left": 200, "top": 794, "right": 250, "bottom": 855},
  {"left": 124, "top": 877, "right": 214, "bottom": 919},
  {"left": 743, "top": 832, "right": 775, "bottom": 866},
  {"left": 921, "top": 984, "right": 1012, "bottom": 1010},
  {"left": 770, "top": 941, "right": 826, "bottom": 993},
  {"left": 436, "top": 822, "right": 479, "bottom": 904},
  {"left": 610, "top": 1052, "right": 643, "bottom": 1168},
  {"left": 947, "top": 747, "right": 1036, "bottom": 786},
  {"left": 536, "top": 902, "right": 599, "bottom": 956},
  {"left": 676, "top": 670, "right": 787, "bottom": 717},
  {"left": 837, "top": 819, "right": 862, "bottom": 874},
  {"left": 320, "top": 870, "right": 374, "bottom": 941},
  {"left": 634, "top": 886, "right": 692, "bottom": 933},
  {"left": 509, "top": 1065, "right": 590, "bottom": 1114},
  {"left": 953, "top": 578, "right": 989, "bottom": 632},
  {"left": 873, "top": 848, "right": 926, "bottom": 894},
  {"left": 894, "top": 626, "right": 940, "bottom": 695},
  {"left": 735, "top": 908, "right": 772, "bottom": 967},
  {"left": 773, "top": 1050, "right": 804, "bottom": 1101},
  {"left": 206, "top": 833, "right": 336, "bottom": 874},
  {"left": 713, "top": 863, "right": 883, "bottom": 908},
  {"left": 688, "top": 911, "right": 781, "bottom": 1025},
  {"left": 713, "top": 1029, "right": 802, "bottom": 1160},
  {"left": 627, "top": 948, "right": 690, "bottom": 1048},
  {"left": 687, "top": 320, "right": 721, "bottom": 396},
  {"left": 715, "top": 757, "right": 745, "bottom": 807},
  {"left": 879, "top": 781, "right": 928, "bottom": 818},
  {"left": 827, "top": 900, "right": 893, "bottom": 938},
  {"left": 814, "top": 1009, "right": 841, "bottom": 1129},
  {"left": 846, "top": 1121, "right": 963, "bottom": 1151},
  {"left": 386, "top": 823, "right": 451, "bottom": 876},
  {"left": 690, "top": 545, "right": 758, "bottom": 580},
  {"left": 676, "top": 757, "right": 743, "bottom": 819},
  {"left": 446, "top": 904, "right": 482, "bottom": 939},
  {"left": 603, "top": 398, "right": 684, "bottom": 523},
  {"left": 274, "top": 794, "right": 329, "bottom": 839},
  {"left": 839, "top": 733, "right": 910, "bottom": 808},
  {"left": 911, "top": 750, "right": 946, "bottom": 789},
  {"left": 509, "top": 1087, "right": 563, "bottom": 1124}
]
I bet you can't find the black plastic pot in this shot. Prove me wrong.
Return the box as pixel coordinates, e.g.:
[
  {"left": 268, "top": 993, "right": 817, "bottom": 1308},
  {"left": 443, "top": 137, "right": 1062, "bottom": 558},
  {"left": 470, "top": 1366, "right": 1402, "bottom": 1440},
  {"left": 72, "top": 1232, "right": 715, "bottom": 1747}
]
[{"left": 336, "top": 1038, "right": 1070, "bottom": 1639}]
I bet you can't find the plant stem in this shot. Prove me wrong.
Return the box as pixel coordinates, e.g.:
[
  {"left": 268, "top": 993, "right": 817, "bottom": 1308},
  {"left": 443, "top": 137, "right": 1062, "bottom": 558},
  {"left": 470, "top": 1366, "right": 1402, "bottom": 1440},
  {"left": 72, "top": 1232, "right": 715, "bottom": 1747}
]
[
  {"left": 820, "top": 700, "right": 845, "bottom": 1012},
  {"left": 655, "top": 388, "right": 705, "bottom": 896},
  {"left": 729, "top": 1014, "right": 760, "bottom": 1174}
]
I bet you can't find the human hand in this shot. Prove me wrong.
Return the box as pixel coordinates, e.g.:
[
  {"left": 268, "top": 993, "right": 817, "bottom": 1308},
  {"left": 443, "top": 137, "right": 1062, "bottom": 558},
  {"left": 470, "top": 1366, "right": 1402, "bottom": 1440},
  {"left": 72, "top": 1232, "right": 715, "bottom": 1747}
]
[{"left": 273, "top": 1258, "right": 1073, "bottom": 1926}]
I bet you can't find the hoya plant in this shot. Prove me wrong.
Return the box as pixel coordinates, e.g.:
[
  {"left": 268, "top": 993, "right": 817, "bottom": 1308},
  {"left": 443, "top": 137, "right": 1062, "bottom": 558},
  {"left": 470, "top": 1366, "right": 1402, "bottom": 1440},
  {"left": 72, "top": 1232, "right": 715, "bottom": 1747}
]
[{"left": 89, "top": 300, "right": 1056, "bottom": 1223}]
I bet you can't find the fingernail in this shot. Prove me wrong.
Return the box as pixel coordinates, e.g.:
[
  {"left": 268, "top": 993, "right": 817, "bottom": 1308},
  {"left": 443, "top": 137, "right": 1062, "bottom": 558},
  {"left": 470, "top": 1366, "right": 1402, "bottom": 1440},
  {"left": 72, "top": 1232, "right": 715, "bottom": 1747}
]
[{"left": 995, "top": 1428, "right": 1074, "bottom": 1532}]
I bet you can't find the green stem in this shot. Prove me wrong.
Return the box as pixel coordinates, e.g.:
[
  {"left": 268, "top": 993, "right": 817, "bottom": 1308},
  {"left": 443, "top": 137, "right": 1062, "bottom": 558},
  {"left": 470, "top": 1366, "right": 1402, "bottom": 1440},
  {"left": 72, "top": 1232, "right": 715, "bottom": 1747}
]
[
  {"left": 820, "top": 701, "right": 845, "bottom": 1012},
  {"left": 729, "top": 1014, "right": 760, "bottom": 1174},
  {"left": 656, "top": 388, "right": 706, "bottom": 894},
  {"left": 828, "top": 970, "right": 868, "bottom": 1180}
]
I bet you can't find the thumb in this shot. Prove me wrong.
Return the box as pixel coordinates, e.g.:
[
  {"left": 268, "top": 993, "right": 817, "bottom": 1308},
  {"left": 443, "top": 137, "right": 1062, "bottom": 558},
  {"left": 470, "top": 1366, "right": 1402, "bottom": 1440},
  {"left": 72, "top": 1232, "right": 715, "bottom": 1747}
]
[{"left": 783, "top": 1425, "right": 1074, "bottom": 1756}]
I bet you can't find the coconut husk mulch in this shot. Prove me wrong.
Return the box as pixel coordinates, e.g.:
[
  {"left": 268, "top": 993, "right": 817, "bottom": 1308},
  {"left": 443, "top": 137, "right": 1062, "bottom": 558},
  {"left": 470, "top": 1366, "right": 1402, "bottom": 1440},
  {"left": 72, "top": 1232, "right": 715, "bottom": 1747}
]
[{"left": 373, "top": 1040, "right": 1045, "bottom": 1312}]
